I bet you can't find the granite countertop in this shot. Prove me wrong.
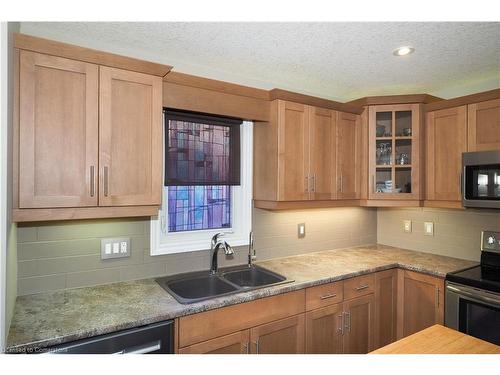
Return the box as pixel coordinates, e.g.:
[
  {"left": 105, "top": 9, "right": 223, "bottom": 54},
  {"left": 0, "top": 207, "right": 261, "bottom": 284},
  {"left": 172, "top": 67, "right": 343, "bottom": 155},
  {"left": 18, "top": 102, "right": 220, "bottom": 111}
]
[{"left": 6, "top": 244, "right": 477, "bottom": 352}]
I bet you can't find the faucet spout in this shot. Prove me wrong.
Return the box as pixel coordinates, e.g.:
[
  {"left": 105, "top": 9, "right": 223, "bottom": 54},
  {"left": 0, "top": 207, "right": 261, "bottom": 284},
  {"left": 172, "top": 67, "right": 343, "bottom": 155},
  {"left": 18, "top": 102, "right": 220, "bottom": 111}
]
[{"left": 210, "top": 233, "right": 233, "bottom": 275}]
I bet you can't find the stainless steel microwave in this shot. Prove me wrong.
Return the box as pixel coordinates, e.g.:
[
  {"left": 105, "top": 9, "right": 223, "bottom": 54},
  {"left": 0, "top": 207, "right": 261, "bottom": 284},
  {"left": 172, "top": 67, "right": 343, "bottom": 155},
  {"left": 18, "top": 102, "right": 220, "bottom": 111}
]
[{"left": 463, "top": 150, "right": 500, "bottom": 209}]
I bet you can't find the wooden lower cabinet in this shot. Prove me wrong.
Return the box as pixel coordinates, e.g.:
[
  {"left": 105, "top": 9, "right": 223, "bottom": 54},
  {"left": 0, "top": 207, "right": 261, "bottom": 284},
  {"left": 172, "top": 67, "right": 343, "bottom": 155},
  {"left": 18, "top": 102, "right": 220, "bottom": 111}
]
[
  {"left": 374, "top": 269, "right": 398, "bottom": 349},
  {"left": 399, "top": 270, "right": 444, "bottom": 338},
  {"left": 250, "top": 314, "right": 305, "bottom": 354},
  {"left": 306, "top": 294, "right": 375, "bottom": 354},
  {"left": 176, "top": 270, "right": 445, "bottom": 354},
  {"left": 343, "top": 294, "right": 375, "bottom": 354},
  {"left": 178, "top": 330, "right": 250, "bottom": 354},
  {"left": 305, "top": 303, "right": 343, "bottom": 353}
]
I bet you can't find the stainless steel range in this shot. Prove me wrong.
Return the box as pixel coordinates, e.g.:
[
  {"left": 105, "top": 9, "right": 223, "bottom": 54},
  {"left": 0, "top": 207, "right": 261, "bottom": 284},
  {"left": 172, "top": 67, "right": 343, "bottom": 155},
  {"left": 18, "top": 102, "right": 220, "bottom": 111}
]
[{"left": 445, "top": 231, "right": 500, "bottom": 345}]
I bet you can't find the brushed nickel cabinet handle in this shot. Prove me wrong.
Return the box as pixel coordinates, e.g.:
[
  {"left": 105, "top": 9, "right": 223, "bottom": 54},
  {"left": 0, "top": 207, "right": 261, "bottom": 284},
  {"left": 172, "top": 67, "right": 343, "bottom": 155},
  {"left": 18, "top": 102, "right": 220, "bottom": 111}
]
[
  {"left": 320, "top": 293, "right": 337, "bottom": 300},
  {"left": 90, "top": 165, "right": 95, "bottom": 197},
  {"left": 104, "top": 166, "right": 109, "bottom": 197},
  {"left": 243, "top": 342, "right": 249, "bottom": 354},
  {"left": 304, "top": 176, "right": 309, "bottom": 193},
  {"left": 356, "top": 285, "right": 369, "bottom": 291},
  {"left": 344, "top": 311, "right": 351, "bottom": 333},
  {"left": 254, "top": 340, "right": 260, "bottom": 354},
  {"left": 312, "top": 174, "right": 316, "bottom": 192},
  {"left": 338, "top": 314, "right": 344, "bottom": 335},
  {"left": 460, "top": 171, "right": 463, "bottom": 196}
]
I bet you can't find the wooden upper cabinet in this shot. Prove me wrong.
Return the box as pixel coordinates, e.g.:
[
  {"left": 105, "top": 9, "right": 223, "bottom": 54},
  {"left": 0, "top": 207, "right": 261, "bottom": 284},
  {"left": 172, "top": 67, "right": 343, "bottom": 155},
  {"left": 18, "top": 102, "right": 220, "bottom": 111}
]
[
  {"left": 343, "top": 294, "right": 375, "bottom": 354},
  {"left": 305, "top": 303, "right": 343, "bottom": 354},
  {"left": 18, "top": 51, "right": 99, "bottom": 208},
  {"left": 253, "top": 100, "right": 337, "bottom": 204},
  {"left": 250, "top": 314, "right": 305, "bottom": 354},
  {"left": 468, "top": 99, "right": 500, "bottom": 151},
  {"left": 277, "top": 100, "right": 309, "bottom": 201},
  {"left": 309, "top": 107, "right": 336, "bottom": 200},
  {"left": 400, "top": 270, "right": 444, "bottom": 338},
  {"left": 426, "top": 106, "right": 467, "bottom": 203},
  {"left": 98, "top": 67, "right": 162, "bottom": 206},
  {"left": 336, "top": 111, "right": 360, "bottom": 199},
  {"left": 368, "top": 104, "right": 422, "bottom": 201}
]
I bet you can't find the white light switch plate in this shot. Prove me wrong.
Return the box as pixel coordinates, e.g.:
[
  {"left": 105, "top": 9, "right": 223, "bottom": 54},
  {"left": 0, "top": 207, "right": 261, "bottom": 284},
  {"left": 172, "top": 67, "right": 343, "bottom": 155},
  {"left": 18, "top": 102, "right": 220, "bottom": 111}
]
[
  {"left": 403, "top": 220, "right": 412, "bottom": 233},
  {"left": 101, "top": 237, "right": 131, "bottom": 260},
  {"left": 424, "top": 222, "right": 434, "bottom": 236},
  {"left": 298, "top": 223, "right": 306, "bottom": 239}
]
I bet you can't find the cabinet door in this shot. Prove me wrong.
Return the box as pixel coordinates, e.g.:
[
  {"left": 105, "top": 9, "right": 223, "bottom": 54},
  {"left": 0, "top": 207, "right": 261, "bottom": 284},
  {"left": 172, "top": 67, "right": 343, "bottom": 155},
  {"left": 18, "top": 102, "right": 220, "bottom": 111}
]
[
  {"left": 178, "top": 330, "right": 249, "bottom": 354},
  {"left": 343, "top": 294, "right": 375, "bottom": 354},
  {"left": 374, "top": 269, "right": 397, "bottom": 349},
  {"left": 368, "top": 104, "right": 421, "bottom": 200},
  {"left": 250, "top": 314, "right": 305, "bottom": 354},
  {"left": 305, "top": 304, "right": 343, "bottom": 354},
  {"left": 19, "top": 51, "right": 98, "bottom": 208},
  {"left": 336, "top": 111, "right": 360, "bottom": 199},
  {"left": 309, "top": 107, "right": 335, "bottom": 200},
  {"left": 426, "top": 106, "right": 467, "bottom": 202},
  {"left": 99, "top": 66, "right": 162, "bottom": 206},
  {"left": 401, "top": 271, "right": 444, "bottom": 338},
  {"left": 468, "top": 99, "right": 500, "bottom": 151},
  {"left": 277, "top": 101, "right": 309, "bottom": 201}
]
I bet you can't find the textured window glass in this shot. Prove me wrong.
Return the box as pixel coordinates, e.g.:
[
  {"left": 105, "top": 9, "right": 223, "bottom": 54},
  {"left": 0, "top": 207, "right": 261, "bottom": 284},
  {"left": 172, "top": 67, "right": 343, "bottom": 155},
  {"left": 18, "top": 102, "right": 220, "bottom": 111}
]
[{"left": 168, "top": 186, "right": 231, "bottom": 232}]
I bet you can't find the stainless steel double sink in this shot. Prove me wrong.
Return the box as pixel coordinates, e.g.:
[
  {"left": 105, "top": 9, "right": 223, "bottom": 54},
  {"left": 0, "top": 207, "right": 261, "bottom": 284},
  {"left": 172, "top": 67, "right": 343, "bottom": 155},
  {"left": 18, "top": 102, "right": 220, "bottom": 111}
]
[{"left": 156, "top": 265, "right": 292, "bottom": 304}]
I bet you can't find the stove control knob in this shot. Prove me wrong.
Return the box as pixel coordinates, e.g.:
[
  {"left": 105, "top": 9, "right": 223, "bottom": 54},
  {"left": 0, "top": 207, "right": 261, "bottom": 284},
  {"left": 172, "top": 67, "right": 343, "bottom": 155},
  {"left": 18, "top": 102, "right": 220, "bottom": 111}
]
[{"left": 487, "top": 236, "right": 495, "bottom": 245}]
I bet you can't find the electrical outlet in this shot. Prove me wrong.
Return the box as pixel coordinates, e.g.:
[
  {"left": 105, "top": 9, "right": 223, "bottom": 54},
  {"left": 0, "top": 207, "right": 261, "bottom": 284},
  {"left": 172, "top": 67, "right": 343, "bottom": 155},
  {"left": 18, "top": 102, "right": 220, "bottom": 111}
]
[
  {"left": 101, "top": 237, "right": 131, "bottom": 260},
  {"left": 424, "top": 222, "right": 434, "bottom": 236},
  {"left": 298, "top": 223, "right": 306, "bottom": 239},
  {"left": 403, "top": 220, "right": 412, "bottom": 233}
]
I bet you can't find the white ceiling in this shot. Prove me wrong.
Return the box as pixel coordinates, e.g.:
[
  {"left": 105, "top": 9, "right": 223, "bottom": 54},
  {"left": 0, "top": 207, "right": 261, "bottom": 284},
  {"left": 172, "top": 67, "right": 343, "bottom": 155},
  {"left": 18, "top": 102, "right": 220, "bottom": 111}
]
[{"left": 19, "top": 22, "right": 500, "bottom": 101}]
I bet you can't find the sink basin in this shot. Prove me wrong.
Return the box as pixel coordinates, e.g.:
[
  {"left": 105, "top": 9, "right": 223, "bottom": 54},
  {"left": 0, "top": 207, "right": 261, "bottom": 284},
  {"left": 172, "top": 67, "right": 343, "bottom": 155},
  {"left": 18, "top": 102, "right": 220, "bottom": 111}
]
[
  {"left": 157, "top": 274, "right": 238, "bottom": 304},
  {"left": 222, "top": 266, "right": 286, "bottom": 288},
  {"left": 156, "top": 265, "right": 292, "bottom": 304}
]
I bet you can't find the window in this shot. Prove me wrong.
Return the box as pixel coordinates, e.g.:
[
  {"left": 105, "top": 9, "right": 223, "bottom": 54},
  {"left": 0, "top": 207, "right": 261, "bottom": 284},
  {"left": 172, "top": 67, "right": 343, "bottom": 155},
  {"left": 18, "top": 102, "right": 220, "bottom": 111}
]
[{"left": 150, "top": 110, "right": 252, "bottom": 256}]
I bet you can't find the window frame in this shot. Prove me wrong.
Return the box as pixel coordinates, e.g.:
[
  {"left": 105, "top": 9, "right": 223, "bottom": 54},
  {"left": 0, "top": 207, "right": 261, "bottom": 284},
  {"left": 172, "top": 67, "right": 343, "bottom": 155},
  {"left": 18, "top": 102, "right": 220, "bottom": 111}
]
[{"left": 150, "top": 119, "right": 253, "bottom": 256}]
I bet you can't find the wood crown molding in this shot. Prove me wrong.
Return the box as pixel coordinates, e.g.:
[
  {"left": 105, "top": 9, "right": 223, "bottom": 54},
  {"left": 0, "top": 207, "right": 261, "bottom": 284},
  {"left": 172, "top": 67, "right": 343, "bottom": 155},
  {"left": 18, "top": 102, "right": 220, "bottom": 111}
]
[
  {"left": 14, "top": 33, "right": 172, "bottom": 77},
  {"left": 424, "top": 88, "right": 500, "bottom": 112},
  {"left": 347, "top": 94, "right": 442, "bottom": 107},
  {"left": 163, "top": 71, "right": 269, "bottom": 100},
  {"left": 269, "top": 88, "right": 363, "bottom": 114}
]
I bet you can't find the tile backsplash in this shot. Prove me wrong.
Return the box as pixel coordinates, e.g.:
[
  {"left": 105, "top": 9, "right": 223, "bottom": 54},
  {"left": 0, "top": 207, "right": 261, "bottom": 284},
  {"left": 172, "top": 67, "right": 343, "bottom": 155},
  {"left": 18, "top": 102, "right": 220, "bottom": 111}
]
[
  {"left": 377, "top": 208, "right": 500, "bottom": 261},
  {"left": 16, "top": 207, "right": 377, "bottom": 295}
]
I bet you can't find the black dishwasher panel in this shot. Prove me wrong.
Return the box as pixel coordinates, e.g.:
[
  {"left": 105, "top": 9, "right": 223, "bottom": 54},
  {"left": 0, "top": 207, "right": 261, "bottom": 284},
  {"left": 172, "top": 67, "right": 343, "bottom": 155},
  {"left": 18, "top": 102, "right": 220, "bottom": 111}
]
[{"left": 50, "top": 320, "right": 173, "bottom": 354}]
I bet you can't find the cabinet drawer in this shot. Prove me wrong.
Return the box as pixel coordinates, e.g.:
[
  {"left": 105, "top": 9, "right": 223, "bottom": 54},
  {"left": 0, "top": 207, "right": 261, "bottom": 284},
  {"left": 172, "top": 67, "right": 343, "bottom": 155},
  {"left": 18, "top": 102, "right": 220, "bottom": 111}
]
[
  {"left": 178, "top": 289, "right": 305, "bottom": 347},
  {"left": 344, "top": 274, "right": 375, "bottom": 300},
  {"left": 305, "top": 281, "right": 343, "bottom": 311}
]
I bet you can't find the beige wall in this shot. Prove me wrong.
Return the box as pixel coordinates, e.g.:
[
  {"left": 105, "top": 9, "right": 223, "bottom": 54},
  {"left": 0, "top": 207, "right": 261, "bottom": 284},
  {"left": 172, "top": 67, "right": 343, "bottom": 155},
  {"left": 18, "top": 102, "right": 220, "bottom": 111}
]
[
  {"left": 16, "top": 207, "right": 376, "bottom": 295},
  {"left": 377, "top": 208, "right": 500, "bottom": 262}
]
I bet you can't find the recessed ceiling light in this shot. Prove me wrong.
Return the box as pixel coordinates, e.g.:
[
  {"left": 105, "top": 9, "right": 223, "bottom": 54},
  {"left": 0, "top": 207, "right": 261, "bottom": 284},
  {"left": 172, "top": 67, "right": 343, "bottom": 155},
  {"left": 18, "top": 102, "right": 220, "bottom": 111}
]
[{"left": 393, "top": 46, "right": 415, "bottom": 56}]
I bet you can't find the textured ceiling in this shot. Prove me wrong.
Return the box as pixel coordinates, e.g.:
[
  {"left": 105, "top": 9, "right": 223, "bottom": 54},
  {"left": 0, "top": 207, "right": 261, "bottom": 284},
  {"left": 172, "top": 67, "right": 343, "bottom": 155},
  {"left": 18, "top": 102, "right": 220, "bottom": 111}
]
[{"left": 19, "top": 22, "right": 500, "bottom": 101}]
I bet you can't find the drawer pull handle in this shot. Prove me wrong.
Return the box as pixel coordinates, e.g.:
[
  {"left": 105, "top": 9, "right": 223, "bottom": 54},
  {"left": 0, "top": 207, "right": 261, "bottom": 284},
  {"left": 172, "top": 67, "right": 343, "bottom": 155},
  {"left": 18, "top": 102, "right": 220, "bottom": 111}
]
[
  {"left": 320, "top": 293, "right": 337, "bottom": 300},
  {"left": 355, "top": 285, "right": 369, "bottom": 291}
]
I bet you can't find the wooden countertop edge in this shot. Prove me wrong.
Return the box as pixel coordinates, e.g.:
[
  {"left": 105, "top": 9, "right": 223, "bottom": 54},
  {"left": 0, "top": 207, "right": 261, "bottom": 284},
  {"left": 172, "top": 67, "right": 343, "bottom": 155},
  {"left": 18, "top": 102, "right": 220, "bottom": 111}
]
[{"left": 371, "top": 324, "right": 500, "bottom": 354}]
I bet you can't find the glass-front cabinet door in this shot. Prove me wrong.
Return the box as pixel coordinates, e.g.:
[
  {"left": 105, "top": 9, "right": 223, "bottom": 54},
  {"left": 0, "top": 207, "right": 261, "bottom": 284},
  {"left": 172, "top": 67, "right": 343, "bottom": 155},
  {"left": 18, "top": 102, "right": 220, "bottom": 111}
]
[{"left": 368, "top": 104, "right": 421, "bottom": 200}]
